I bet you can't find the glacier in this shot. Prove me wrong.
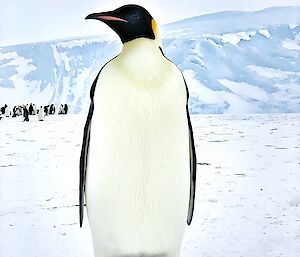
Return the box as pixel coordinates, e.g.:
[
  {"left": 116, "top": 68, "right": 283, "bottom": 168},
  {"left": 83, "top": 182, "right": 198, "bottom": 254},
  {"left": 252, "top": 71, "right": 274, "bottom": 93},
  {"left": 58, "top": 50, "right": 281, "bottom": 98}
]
[{"left": 0, "top": 6, "right": 299, "bottom": 114}]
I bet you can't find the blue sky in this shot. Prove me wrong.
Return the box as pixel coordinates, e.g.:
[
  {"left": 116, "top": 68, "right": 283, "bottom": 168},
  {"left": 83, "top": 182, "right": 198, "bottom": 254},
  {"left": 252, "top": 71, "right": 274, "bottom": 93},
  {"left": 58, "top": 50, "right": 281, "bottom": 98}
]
[{"left": 0, "top": 0, "right": 300, "bottom": 46}]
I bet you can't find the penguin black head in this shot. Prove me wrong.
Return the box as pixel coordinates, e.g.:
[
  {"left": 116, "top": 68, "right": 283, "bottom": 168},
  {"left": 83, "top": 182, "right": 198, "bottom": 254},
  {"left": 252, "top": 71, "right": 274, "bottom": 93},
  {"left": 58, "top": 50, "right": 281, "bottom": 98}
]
[{"left": 85, "top": 5, "right": 159, "bottom": 44}]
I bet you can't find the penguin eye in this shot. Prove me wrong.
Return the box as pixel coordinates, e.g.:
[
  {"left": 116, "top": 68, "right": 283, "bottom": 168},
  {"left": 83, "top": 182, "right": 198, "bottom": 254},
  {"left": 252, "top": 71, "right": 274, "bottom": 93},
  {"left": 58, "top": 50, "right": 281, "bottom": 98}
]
[{"left": 128, "top": 12, "right": 140, "bottom": 21}]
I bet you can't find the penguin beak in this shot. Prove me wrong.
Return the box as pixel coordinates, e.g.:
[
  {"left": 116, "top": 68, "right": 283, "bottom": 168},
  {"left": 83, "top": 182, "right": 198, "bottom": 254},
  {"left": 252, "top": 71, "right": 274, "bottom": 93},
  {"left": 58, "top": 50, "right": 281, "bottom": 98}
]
[{"left": 85, "top": 12, "right": 128, "bottom": 23}]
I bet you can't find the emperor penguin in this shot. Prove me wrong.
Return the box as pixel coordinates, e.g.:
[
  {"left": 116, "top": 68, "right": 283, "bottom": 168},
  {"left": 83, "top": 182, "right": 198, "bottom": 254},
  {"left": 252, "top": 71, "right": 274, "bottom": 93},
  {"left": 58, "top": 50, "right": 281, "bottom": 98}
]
[
  {"left": 4, "top": 105, "right": 11, "bottom": 117},
  {"left": 38, "top": 106, "right": 45, "bottom": 121},
  {"left": 80, "top": 5, "right": 197, "bottom": 257}
]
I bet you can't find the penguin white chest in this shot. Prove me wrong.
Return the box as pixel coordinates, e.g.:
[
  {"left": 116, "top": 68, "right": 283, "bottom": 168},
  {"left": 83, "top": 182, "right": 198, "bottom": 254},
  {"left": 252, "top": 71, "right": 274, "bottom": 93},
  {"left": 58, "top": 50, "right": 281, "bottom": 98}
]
[{"left": 86, "top": 39, "right": 190, "bottom": 256}]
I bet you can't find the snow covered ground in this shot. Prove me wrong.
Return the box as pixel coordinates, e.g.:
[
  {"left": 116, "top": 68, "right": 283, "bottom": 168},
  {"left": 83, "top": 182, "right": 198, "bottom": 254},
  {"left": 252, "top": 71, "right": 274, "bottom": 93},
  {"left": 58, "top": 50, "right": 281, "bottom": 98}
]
[{"left": 0, "top": 113, "right": 299, "bottom": 257}]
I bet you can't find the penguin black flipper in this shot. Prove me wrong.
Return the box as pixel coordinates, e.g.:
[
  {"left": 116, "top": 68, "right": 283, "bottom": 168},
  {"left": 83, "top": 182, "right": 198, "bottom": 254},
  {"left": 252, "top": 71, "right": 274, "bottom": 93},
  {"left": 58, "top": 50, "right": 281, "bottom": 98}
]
[
  {"left": 159, "top": 47, "right": 197, "bottom": 225},
  {"left": 79, "top": 102, "right": 93, "bottom": 227},
  {"left": 79, "top": 72, "right": 100, "bottom": 227},
  {"left": 185, "top": 80, "right": 197, "bottom": 226}
]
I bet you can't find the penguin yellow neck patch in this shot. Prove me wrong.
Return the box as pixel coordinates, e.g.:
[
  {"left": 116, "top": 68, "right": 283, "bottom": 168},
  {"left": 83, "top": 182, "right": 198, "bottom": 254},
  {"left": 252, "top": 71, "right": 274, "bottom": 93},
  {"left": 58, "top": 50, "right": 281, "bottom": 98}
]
[{"left": 151, "top": 19, "right": 159, "bottom": 39}]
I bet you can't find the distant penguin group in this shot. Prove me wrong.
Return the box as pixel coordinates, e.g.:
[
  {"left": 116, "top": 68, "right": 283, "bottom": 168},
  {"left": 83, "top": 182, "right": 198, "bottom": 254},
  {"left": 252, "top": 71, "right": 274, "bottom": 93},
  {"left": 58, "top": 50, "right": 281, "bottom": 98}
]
[
  {"left": 0, "top": 103, "right": 69, "bottom": 121},
  {"left": 28, "top": 103, "right": 37, "bottom": 115},
  {"left": 49, "top": 104, "right": 56, "bottom": 115},
  {"left": 12, "top": 106, "right": 23, "bottom": 117},
  {"left": 58, "top": 104, "right": 68, "bottom": 114}
]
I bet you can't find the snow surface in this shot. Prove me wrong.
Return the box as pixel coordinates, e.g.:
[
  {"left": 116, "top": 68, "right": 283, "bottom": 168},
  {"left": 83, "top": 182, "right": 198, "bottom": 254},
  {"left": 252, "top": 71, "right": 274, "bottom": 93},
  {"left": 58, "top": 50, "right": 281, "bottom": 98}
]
[
  {"left": 0, "top": 6, "right": 299, "bottom": 114},
  {"left": 258, "top": 29, "right": 271, "bottom": 38},
  {"left": 282, "top": 33, "right": 300, "bottom": 50},
  {"left": 0, "top": 113, "right": 299, "bottom": 257},
  {"left": 215, "top": 31, "right": 256, "bottom": 46}
]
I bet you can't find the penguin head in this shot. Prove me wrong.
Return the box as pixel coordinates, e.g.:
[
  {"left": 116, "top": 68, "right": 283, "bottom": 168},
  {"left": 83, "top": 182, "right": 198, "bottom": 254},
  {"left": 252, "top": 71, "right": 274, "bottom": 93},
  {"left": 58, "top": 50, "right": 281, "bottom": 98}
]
[{"left": 85, "top": 5, "right": 160, "bottom": 44}]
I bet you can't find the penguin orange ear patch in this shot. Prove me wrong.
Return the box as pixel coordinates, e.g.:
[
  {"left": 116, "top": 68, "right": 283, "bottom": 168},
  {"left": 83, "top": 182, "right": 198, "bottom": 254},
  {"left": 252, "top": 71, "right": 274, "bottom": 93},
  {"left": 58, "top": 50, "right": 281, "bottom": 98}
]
[{"left": 151, "top": 19, "right": 158, "bottom": 39}]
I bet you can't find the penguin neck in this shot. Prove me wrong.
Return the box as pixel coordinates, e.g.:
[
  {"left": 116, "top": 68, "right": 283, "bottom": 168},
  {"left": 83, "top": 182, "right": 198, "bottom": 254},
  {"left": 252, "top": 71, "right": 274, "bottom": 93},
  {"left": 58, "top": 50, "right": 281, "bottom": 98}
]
[
  {"left": 120, "top": 38, "right": 162, "bottom": 66},
  {"left": 123, "top": 37, "right": 161, "bottom": 52}
]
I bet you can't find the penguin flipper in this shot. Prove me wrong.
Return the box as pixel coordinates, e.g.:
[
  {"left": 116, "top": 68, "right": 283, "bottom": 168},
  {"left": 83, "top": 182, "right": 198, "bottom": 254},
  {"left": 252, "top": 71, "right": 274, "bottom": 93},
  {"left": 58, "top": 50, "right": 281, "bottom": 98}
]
[
  {"left": 158, "top": 48, "right": 197, "bottom": 225},
  {"left": 185, "top": 82, "right": 197, "bottom": 225},
  {"left": 79, "top": 71, "right": 101, "bottom": 227},
  {"left": 79, "top": 101, "right": 94, "bottom": 227}
]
